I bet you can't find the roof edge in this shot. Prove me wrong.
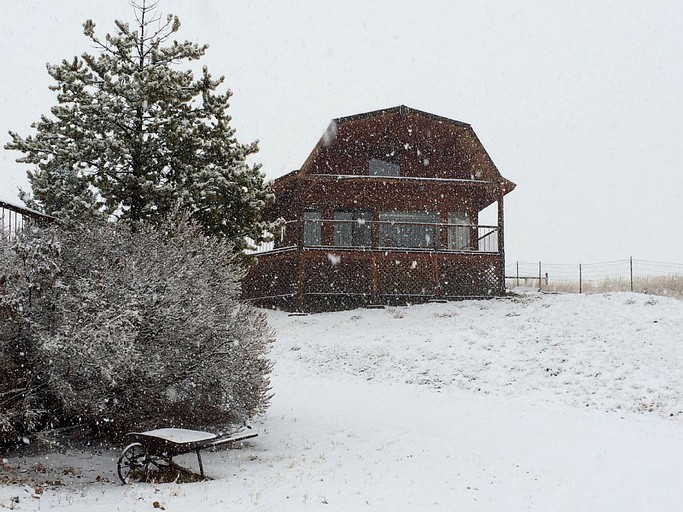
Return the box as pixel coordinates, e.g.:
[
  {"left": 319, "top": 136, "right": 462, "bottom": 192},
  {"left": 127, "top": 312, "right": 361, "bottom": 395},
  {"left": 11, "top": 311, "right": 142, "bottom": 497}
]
[
  {"left": 334, "top": 105, "right": 471, "bottom": 128},
  {"left": 271, "top": 169, "right": 299, "bottom": 184}
]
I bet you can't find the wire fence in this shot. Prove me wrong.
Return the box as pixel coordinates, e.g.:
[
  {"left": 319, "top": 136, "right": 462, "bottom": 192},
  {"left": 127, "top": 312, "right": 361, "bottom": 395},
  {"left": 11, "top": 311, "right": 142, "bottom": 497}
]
[{"left": 506, "top": 258, "right": 683, "bottom": 297}]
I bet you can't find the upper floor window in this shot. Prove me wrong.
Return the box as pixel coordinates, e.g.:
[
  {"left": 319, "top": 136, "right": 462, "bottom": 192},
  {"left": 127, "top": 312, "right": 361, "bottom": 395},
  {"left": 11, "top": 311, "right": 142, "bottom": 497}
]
[{"left": 369, "top": 158, "right": 400, "bottom": 177}]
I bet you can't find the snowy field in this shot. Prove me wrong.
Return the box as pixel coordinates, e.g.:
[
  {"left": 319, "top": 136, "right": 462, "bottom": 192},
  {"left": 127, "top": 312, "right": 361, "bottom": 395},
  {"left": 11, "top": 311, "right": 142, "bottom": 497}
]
[{"left": 2, "top": 291, "right": 683, "bottom": 511}]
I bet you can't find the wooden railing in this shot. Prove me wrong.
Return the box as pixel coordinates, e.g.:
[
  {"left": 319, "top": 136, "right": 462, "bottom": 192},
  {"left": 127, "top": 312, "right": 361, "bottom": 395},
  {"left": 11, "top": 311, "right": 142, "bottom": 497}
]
[
  {"left": 1, "top": 200, "right": 55, "bottom": 239},
  {"left": 248, "top": 219, "right": 499, "bottom": 254}
]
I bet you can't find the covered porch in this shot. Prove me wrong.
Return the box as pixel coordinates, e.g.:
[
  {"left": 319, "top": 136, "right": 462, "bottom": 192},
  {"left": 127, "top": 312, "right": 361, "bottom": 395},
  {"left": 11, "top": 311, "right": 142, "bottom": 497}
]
[{"left": 244, "top": 210, "right": 506, "bottom": 311}]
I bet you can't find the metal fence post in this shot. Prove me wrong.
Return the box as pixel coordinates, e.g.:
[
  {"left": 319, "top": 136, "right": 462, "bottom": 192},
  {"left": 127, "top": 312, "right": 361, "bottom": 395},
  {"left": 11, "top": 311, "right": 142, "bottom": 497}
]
[
  {"left": 579, "top": 263, "right": 582, "bottom": 294},
  {"left": 516, "top": 260, "right": 519, "bottom": 287},
  {"left": 630, "top": 256, "right": 634, "bottom": 292},
  {"left": 538, "top": 261, "right": 542, "bottom": 291}
]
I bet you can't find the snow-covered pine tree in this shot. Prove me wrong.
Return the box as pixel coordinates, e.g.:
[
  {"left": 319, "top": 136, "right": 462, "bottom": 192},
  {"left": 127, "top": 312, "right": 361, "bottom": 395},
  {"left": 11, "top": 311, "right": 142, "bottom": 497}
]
[
  {"left": 6, "top": 1, "right": 274, "bottom": 253},
  {"left": 18, "top": 164, "right": 101, "bottom": 223}
]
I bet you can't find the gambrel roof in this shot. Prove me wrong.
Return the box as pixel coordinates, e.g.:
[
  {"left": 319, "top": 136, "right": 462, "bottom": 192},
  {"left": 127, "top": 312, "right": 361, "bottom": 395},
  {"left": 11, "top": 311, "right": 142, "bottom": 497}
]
[{"left": 277, "top": 105, "right": 515, "bottom": 196}]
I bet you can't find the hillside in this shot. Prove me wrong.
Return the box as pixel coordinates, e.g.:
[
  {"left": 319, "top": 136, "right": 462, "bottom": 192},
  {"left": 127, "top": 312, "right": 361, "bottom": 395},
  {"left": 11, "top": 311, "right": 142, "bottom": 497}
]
[
  {"left": 269, "top": 291, "right": 683, "bottom": 419},
  {"left": 2, "top": 291, "right": 683, "bottom": 511}
]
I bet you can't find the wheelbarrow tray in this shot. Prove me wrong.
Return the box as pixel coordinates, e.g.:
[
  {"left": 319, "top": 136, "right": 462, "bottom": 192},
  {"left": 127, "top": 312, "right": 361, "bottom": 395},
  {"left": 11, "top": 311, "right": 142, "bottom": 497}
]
[
  {"left": 127, "top": 428, "right": 218, "bottom": 457},
  {"left": 117, "top": 427, "right": 257, "bottom": 483}
]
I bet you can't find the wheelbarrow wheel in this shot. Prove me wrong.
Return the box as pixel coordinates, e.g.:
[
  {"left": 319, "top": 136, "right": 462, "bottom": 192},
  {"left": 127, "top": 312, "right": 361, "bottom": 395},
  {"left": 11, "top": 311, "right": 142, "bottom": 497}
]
[{"left": 117, "top": 442, "right": 149, "bottom": 484}]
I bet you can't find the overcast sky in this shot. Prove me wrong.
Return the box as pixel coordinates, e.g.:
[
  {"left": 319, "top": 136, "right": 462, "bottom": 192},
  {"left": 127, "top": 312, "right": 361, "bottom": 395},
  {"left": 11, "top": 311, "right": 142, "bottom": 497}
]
[{"left": 1, "top": 0, "right": 682, "bottom": 265}]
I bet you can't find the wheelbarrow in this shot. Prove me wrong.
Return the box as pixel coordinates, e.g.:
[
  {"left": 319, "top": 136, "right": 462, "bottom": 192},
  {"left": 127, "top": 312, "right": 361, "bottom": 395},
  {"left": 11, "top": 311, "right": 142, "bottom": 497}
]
[{"left": 117, "top": 427, "right": 258, "bottom": 483}]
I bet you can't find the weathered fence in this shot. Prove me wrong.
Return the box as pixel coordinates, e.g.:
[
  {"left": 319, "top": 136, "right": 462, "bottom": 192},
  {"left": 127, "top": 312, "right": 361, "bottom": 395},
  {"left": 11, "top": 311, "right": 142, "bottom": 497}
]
[
  {"left": 0, "top": 200, "right": 55, "bottom": 239},
  {"left": 506, "top": 258, "right": 683, "bottom": 297}
]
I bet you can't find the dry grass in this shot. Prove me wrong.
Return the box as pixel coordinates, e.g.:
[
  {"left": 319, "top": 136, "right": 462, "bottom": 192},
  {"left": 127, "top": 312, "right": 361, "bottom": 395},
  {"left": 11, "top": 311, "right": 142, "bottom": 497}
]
[{"left": 508, "top": 275, "right": 683, "bottom": 297}]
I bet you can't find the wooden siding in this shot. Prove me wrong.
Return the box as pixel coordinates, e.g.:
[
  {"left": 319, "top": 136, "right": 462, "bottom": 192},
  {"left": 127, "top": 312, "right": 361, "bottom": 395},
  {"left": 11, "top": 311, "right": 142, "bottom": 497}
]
[
  {"left": 244, "top": 249, "right": 504, "bottom": 311},
  {"left": 245, "top": 106, "right": 515, "bottom": 311}
]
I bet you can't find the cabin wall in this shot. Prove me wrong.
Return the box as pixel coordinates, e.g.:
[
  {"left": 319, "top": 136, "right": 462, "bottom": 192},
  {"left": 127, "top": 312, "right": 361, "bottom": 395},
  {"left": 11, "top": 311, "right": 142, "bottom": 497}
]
[
  {"left": 305, "top": 112, "right": 495, "bottom": 182},
  {"left": 295, "top": 178, "right": 487, "bottom": 218},
  {"left": 244, "top": 250, "right": 503, "bottom": 312}
]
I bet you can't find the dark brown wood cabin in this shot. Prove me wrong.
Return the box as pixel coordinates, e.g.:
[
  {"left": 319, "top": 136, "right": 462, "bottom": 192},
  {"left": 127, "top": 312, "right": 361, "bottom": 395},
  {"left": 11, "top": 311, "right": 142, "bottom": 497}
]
[{"left": 243, "top": 105, "right": 516, "bottom": 311}]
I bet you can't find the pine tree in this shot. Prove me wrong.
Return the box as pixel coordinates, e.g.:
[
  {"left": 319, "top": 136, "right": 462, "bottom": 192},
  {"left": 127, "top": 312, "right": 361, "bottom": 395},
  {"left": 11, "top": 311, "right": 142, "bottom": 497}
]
[{"left": 6, "top": 1, "right": 274, "bottom": 252}]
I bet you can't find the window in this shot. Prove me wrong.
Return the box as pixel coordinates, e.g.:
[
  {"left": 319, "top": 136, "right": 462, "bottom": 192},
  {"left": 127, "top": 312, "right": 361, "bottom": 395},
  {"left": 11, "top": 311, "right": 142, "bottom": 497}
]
[
  {"left": 303, "top": 210, "right": 321, "bottom": 246},
  {"left": 379, "top": 211, "right": 439, "bottom": 249},
  {"left": 369, "top": 158, "right": 400, "bottom": 177},
  {"left": 447, "top": 212, "right": 471, "bottom": 250},
  {"left": 334, "top": 210, "right": 372, "bottom": 247}
]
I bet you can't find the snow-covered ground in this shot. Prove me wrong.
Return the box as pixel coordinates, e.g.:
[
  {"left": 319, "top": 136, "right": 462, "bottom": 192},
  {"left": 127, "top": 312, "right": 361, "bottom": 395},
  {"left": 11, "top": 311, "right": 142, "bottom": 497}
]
[{"left": 2, "top": 291, "right": 683, "bottom": 511}]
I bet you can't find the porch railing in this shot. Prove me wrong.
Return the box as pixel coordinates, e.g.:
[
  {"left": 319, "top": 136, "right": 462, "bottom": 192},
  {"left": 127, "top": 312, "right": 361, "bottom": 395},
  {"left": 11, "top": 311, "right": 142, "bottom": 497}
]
[
  {"left": 248, "top": 219, "right": 499, "bottom": 254},
  {"left": 1, "top": 200, "right": 55, "bottom": 240}
]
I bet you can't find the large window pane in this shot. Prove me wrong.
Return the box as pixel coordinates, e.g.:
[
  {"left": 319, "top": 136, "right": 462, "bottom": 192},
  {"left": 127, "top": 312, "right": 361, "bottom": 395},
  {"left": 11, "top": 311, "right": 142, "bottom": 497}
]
[
  {"left": 304, "top": 210, "right": 321, "bottom": 245},
  {"left": 448, "top": 212, "right": 470, "bottom": 250},
  {"left": 379, "top": 211, "right": 439, "bottom": 249},
  {"left": 369, "top": 158, "right": 400, "bottom": 177},
  {"left": 334, "top": 210, "right": 372, "bottom": 247}
]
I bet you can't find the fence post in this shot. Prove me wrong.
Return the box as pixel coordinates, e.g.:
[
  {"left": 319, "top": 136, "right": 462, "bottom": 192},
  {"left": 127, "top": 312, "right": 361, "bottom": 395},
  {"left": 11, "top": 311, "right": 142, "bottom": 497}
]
[
  {"left": 516, "top": 260, "right": 519, "bottom": 287},
  {"left": 579, "top": 263, "right": 582, "bottom": 294},
  {"left": 538, "top": 261, "right": 542, "bottom": 291},
  {"left": 630, "top": 256, "right": 634, "bottom": 292}
]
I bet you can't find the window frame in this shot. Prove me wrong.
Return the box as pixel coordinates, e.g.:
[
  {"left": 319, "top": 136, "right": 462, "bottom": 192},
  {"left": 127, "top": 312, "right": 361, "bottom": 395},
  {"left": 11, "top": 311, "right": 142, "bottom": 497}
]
[
  {"left": 303, "top": 210, "right": 322, "bottom": 246},
  {"left": 333, "top": 209, "right": 373, "bottom": 247},
  {"left": 447, "top": 211, "right": 471, "bottom": 251},
  {"left": 378, "top": 210, "right": 439, "bottom": 249},
  {"left": 369, "top": 158, "right": 400, "bottom": 177}
]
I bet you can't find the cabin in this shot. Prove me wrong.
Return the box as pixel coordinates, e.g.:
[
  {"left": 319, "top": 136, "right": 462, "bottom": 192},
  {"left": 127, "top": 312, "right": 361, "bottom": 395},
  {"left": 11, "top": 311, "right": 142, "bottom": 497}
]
[{"left": 243, "top": 105, "right": 516, "bottom": 311}]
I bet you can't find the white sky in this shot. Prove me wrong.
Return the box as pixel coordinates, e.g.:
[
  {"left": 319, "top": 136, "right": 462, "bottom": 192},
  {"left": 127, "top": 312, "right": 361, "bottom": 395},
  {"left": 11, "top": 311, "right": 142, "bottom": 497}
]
[{"left": 1, "top": 0, "right": 682, "bottom": 264}]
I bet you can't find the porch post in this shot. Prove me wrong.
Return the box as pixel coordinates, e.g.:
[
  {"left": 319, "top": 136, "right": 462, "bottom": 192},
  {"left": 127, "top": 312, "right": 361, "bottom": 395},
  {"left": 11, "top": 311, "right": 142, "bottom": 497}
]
[
  {"left": 497, "top": 183, "right": 506, "bottom": 295},
  {"left": 432, "top": 254, "right": 442, "bottom": 299},
  {"left": 371, "top": 253, "right": 378, "bottom": 303},
  {"left": 296, "top": 211, "right": 306, "bottom": 311},
  {"left": 371, "top": 210, "right": 379, "bottom": 303}
]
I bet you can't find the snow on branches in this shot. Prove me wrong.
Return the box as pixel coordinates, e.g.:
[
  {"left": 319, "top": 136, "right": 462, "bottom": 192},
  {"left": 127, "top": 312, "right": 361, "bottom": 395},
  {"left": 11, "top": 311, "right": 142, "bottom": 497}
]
[
  {"left": 6, "top": 1, "right": 275, "bottom": 254},
  {"left": 0, "top": 216, "right": 273, "bottom": 443}
]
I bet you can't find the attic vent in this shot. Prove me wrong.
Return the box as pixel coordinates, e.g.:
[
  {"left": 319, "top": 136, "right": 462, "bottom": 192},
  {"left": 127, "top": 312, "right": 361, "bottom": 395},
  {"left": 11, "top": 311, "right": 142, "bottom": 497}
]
[{"left": 369, "top": 158, "right": 400, "bottom": 177}]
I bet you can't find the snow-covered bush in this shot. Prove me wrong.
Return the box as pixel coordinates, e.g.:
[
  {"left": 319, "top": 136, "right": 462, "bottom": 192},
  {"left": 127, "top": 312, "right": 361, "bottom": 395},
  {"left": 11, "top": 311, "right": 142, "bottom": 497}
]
[
  {"left": 0, "top": 347, "right": 49, "bottom": 446},
  {"left": 0, "top": 217, "right": 273, "bottom": 443},
  {"left": 0, "top": 230, "right": 61, "bottom": 445}
]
